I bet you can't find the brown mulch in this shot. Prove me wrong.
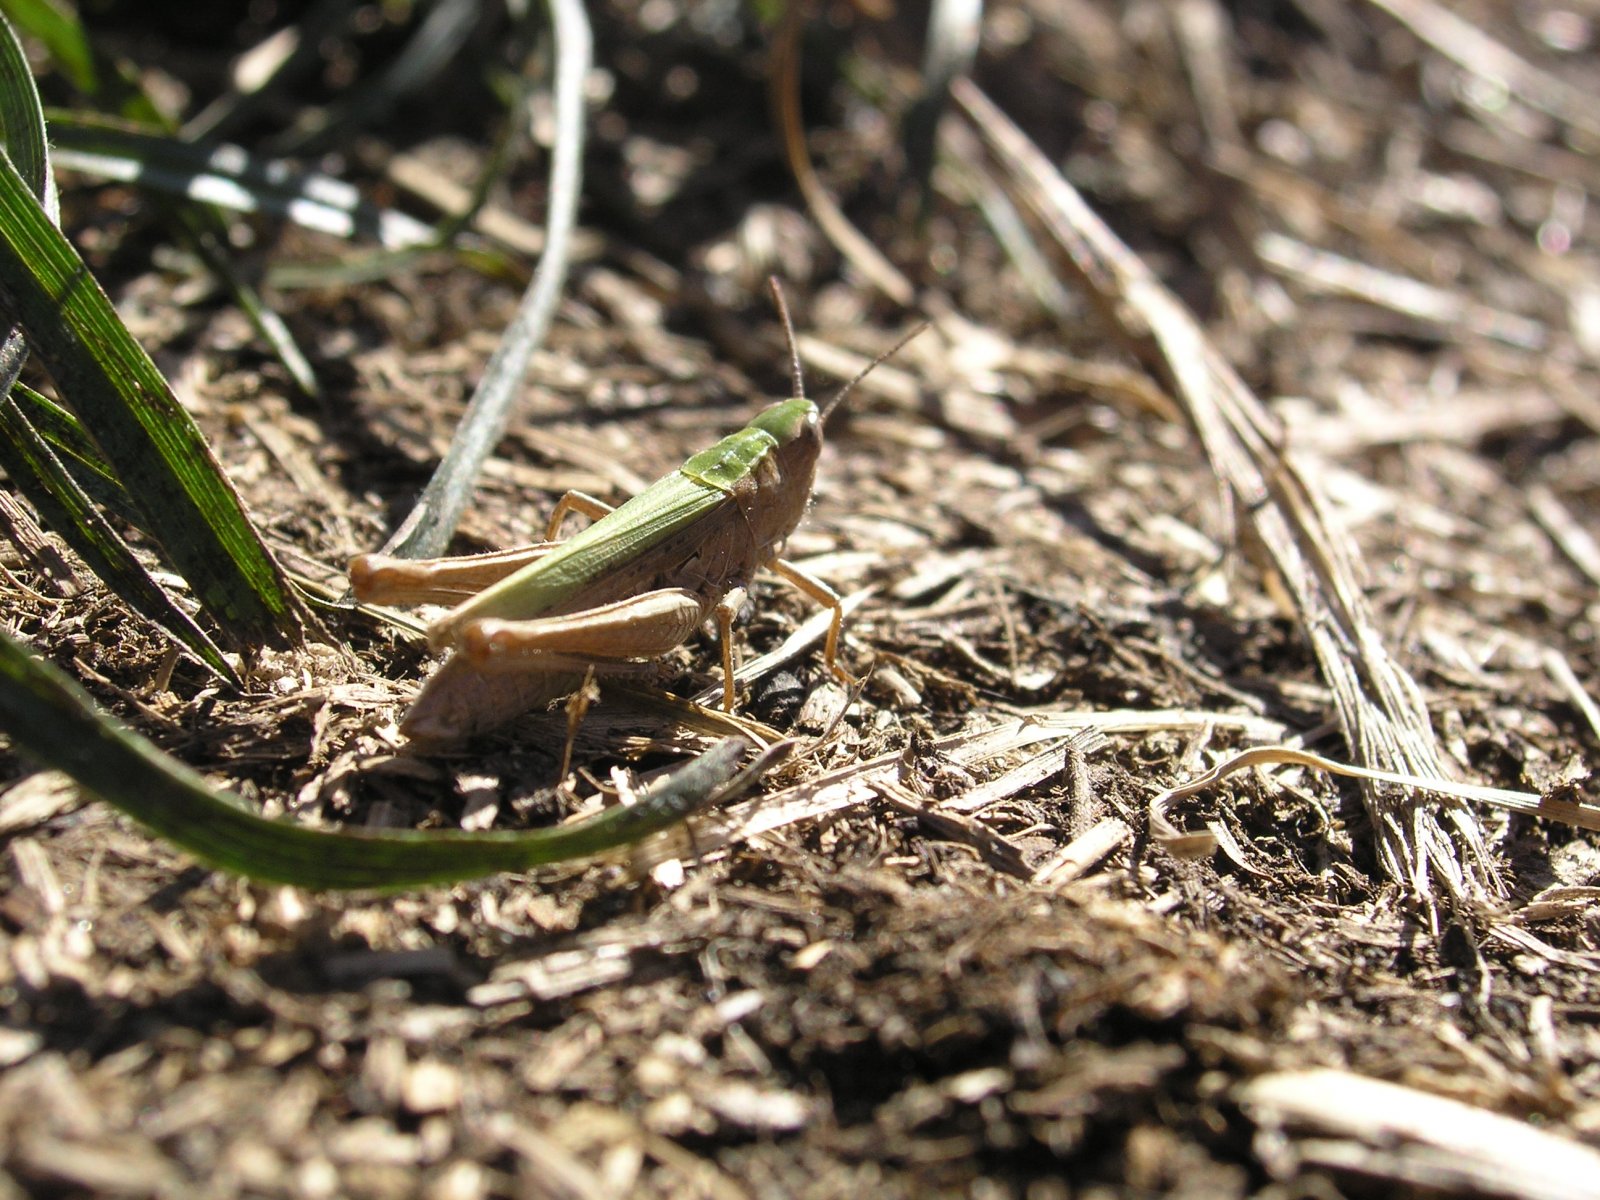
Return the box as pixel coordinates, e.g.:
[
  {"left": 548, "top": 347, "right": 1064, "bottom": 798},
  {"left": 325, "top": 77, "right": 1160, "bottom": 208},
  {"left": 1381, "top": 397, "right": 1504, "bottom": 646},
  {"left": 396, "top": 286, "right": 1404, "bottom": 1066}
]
[{"left": 4, "top": 2, "right": 1600, "bottom": 1197}]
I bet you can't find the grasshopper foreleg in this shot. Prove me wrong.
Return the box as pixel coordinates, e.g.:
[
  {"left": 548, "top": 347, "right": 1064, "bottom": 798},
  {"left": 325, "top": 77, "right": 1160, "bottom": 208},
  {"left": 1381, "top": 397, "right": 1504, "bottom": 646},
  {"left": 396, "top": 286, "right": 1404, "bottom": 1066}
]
[
  {"left": 768, "top": 559, "right": 852, "bottom": 686},
  {"left": 713, "top": 586, "right": 748, "bottom": 711}
]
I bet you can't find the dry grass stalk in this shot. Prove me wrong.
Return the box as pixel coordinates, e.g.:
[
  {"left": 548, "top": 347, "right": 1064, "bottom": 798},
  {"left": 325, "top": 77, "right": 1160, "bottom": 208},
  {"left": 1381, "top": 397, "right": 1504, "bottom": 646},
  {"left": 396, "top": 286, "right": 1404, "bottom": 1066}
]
[
  {"left": 769, "top": 7, "right": 913, "bottom": 305},
  {"left": 1149, "top": 744, "right": 1597, "bottom": 859},
  {"left": 1362, "top": 0, "right": 1600, "bottom": 142},
  {"left": 951, "top": 77, "right": 1496, "bottom": 904},
  {"left": 637, "top": 710, "right": 1267, "bottom": 876}
]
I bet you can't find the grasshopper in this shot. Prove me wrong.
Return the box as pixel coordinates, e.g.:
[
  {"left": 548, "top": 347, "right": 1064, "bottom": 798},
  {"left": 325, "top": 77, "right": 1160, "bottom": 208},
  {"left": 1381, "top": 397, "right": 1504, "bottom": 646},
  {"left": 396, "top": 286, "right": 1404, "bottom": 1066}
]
[{"left": 350, "top": 285, "right": 919, "bottom": 741}]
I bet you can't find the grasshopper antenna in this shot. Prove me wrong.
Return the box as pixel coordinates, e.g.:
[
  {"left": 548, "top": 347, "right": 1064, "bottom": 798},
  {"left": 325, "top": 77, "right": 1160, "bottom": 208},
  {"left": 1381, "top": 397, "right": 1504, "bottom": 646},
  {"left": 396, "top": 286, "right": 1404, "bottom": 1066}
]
[
  {"left": 818, "top": 320, "right": 930, "bottom": 424},
  {"left": 767, "top": 277, "right": 807, "bottom": 401}
]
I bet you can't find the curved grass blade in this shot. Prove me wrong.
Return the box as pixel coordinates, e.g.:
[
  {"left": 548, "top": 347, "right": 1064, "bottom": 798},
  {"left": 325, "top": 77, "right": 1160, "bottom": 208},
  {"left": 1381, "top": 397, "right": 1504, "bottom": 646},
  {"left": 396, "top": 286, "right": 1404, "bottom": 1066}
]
[
  {"left": 0, "top": 147, "right": 313, "bottom": 647},
  {"left": 379, "top": 0, "right": 590, "bottom": 562},
  {"left": 0, "top": 3, "right": 51, "bottom": 213},
  {"left": 0, "top": 0, "right": 96, "bottom": 96},
  {"left": 0, "top": 630, "right": 771, "bottom": 890}
]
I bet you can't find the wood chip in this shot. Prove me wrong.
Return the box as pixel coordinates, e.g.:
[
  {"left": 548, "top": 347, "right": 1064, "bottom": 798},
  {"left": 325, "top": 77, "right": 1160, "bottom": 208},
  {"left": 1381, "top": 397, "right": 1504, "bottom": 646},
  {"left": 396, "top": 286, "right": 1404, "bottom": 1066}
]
[{"left": 1240, "top": 1068, "right": 1600, "bottom": 1200}]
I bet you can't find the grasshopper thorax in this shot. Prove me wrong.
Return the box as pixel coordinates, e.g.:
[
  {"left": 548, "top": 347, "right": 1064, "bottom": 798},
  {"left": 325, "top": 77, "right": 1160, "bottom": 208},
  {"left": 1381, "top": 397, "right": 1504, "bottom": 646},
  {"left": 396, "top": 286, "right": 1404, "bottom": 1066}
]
[{"left": 682, "top": 394, "right": 820, "bottom": 495}]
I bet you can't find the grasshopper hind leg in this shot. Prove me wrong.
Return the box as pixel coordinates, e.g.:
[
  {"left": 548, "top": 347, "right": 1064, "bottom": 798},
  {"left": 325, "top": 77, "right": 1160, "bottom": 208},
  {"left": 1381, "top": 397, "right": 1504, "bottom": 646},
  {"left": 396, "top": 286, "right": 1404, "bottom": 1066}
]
[{"left": 456, "top": 589, "right": 710, "bottom": 669}]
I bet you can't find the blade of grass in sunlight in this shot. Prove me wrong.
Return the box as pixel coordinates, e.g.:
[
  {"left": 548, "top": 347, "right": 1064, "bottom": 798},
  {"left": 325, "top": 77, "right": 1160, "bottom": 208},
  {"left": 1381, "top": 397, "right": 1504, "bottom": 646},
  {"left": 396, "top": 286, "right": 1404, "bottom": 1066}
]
[
  {"left": 0, "top": 0, "right": 97, "bottom": 96},
  {"left": 0, "top": 143, "right": 315, "bottom": 647},
  {"left": 8, "top": 382, "right": 135, "bottom": 518},
  {"left": 0, "top": 1, "right": 53, "bottom": 210},
  {"left": 377, "top": 0, "right": 590, "bottom": 562},
  {"left": 0, "top": 388, "right": 237, "bottom": 681},
  {"left": 48, "top": 115, "right": 437, "bottom": 248},
  {"left": 0, "top": 629, "right": 773, "bottom": 890},
  {"left": 0, "top": 12, "right": 289, "bottom": 665}
]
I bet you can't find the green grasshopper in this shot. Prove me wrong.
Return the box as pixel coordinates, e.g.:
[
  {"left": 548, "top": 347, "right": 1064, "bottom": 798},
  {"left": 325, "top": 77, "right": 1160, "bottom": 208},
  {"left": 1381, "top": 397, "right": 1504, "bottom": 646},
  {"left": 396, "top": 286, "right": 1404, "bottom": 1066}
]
[{"left": 350, "top": 286, "right": 919, "bottom": 741}]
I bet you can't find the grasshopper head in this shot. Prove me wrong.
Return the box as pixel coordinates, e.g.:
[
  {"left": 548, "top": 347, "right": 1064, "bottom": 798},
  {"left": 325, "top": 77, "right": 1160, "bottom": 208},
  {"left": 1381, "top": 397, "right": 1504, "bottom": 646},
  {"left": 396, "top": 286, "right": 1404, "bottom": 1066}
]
[
  {"left": 731, "top": 395, "right": 823, "bottom": 554},
  {"left": 750, "top": 396, "right": 823, "bottom": 501},
  {"left": 749, "top": 396, "right": 819, "bottom": 445},
  {"left": 753, "top": 397, "right": 823, "bottom": 489},
  {"left": 736, "top": 281, "right": 924, "bottom": 557}
]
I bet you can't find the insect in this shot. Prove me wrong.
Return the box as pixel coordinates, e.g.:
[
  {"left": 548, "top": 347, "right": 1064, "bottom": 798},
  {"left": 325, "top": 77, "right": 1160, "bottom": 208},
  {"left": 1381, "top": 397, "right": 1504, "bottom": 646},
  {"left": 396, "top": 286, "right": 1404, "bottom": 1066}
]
[{"left": 350, "top": 284, "right": 920, "bottom": 741}]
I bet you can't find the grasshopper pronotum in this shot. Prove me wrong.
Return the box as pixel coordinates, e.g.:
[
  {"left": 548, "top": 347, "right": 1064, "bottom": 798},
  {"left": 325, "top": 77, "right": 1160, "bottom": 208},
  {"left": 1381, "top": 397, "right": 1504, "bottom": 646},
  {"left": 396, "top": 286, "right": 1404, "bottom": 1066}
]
[{"left": 350, "top": 284, "right": 919, "bottom": 741}]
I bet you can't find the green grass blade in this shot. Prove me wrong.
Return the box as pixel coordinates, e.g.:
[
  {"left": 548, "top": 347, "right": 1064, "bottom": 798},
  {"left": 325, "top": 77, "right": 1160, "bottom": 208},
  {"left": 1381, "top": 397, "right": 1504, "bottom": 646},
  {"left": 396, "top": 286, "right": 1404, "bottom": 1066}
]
[
  {"left": 0, "top": 388, "right": 238, "bottom": 682},
  {"left": 48, "top": 115, "right": 435, "bottom": 248},
  {"left": 0, "top": 630, "right": 764, "bottom": 890},
  {"left": 0, "top": 0, "right": 95, "bottom": 98},
  {"left": 0, "top": 147, "right": 313, "bottom": 647},
  {"left": 0, "top": 12, "right": 250, "bottom": 672},
  {"left": 10, "top": 381, "right": 139, "bottom": 519},
  {"left": 0, "top": 2, "right": 50, "bottom": 211}
]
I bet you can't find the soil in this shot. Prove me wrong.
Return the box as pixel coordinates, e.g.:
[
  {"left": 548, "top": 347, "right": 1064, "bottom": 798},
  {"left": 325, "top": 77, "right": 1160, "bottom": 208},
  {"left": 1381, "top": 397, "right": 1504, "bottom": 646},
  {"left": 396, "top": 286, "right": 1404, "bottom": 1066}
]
[{"left": 4, "top": 2, "right": 1600, "bottom": 1197}]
